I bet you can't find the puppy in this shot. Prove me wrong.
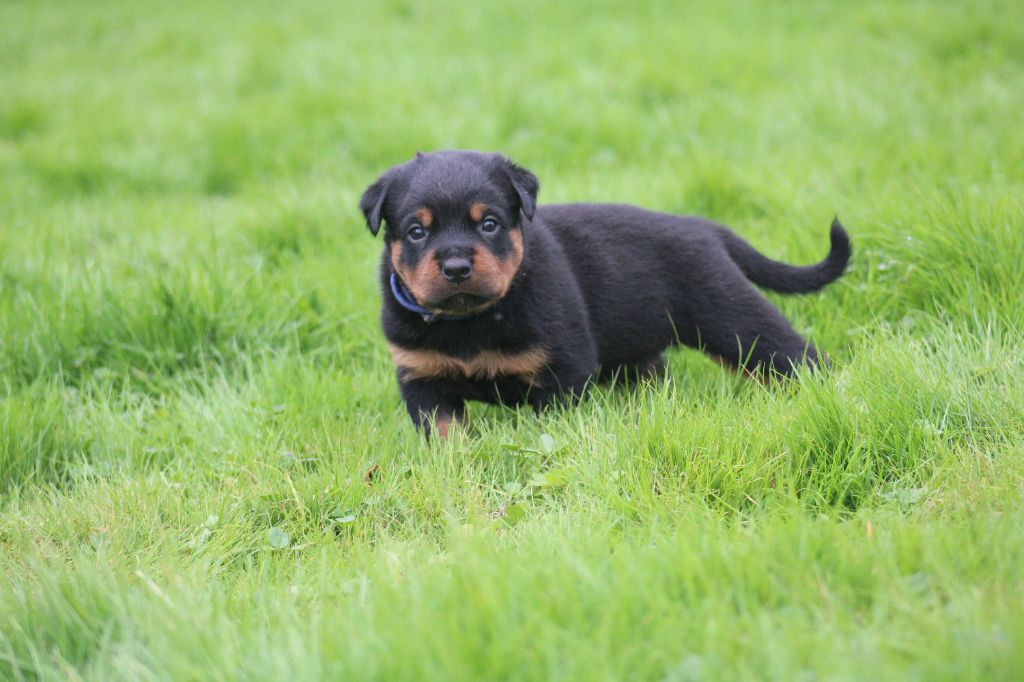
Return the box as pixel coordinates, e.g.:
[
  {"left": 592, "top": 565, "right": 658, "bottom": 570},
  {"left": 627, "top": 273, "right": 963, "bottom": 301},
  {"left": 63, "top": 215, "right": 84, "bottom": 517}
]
[{"left": 360, "top": 150, "right": 851, "bottom": 437}]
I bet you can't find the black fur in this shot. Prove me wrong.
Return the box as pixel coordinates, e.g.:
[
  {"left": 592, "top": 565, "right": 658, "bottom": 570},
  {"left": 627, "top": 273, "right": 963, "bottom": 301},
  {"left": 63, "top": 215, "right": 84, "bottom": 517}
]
[{"left": 360, "top": 150, "right": 851, "bottom": 437}]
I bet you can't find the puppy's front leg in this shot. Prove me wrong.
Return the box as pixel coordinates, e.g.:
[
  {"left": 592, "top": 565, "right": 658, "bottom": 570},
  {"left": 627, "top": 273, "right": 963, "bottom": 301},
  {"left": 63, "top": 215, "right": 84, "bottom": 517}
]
[
  {"left": 528, "top": 360, "right": 595, "bottom": 414},
  {"left": 399, "top": 378, "right": 464, "bottom": 439}
]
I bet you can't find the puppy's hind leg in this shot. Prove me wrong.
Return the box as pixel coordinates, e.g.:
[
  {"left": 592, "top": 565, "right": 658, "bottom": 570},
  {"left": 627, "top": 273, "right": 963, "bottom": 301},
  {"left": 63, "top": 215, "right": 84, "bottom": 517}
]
[{"left": 691, "top": 276, "right": 823, "bottom": 379}]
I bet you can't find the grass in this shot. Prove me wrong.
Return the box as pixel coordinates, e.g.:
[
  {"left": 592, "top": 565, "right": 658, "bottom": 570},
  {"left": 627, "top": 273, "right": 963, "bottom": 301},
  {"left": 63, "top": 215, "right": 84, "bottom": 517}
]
[{"left": 2, "top": 0, "right": 1023, "bottom": 679}]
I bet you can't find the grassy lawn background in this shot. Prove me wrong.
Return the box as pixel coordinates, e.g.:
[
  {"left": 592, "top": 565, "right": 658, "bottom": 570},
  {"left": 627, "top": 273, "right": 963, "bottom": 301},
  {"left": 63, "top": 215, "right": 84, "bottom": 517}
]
[{"left": 2, "top": 0, "right": 1023, "bottom": 679}]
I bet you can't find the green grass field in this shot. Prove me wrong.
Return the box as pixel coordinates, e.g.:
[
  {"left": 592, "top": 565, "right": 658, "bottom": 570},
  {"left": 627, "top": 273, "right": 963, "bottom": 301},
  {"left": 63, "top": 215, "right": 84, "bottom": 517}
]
[{"left": 2, "top": 0, "right": 1023, "bottom": 679}]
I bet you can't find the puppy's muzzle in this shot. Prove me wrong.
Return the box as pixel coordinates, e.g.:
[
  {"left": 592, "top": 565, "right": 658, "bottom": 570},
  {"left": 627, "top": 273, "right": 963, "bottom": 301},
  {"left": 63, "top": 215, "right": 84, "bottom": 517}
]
[{"left": 441, "top": 256, "right": 472, "bottom": 285}]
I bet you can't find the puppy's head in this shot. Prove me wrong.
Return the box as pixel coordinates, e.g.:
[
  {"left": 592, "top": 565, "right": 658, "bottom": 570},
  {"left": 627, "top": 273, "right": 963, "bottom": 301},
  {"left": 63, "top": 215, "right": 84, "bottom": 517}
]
[{"left": 360, "top": 150, "right": 539, "bottom": 316}]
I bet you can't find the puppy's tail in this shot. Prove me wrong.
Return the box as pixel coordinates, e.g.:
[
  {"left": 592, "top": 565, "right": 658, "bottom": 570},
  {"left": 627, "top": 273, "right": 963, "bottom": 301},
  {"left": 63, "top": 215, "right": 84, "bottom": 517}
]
[{"left": 719, "top": 218, "right": 851, "bottom": 294}]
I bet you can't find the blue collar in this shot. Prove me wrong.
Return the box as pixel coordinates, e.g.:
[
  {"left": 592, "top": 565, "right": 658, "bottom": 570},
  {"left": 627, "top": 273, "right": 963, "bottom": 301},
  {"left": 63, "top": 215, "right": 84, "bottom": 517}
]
[{"left": 389, "top": 272, "right": 464, "bottom": 323}]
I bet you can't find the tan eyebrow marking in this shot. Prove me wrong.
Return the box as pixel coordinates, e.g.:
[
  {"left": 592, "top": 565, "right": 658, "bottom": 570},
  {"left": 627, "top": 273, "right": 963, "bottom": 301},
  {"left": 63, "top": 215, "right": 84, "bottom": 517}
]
[
  {"left": 469, "top": 202, "right": 487, "bottom": 222},
  {"left": 414, "top": 208, "right": 433, "bottom": 227}
]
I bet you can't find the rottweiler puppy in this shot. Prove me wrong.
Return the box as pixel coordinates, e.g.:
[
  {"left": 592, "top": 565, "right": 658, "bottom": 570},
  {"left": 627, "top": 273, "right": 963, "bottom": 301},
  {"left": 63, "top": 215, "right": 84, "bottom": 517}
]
[{"left": 360, "top": 150, "right": 851, "bottom": 437}]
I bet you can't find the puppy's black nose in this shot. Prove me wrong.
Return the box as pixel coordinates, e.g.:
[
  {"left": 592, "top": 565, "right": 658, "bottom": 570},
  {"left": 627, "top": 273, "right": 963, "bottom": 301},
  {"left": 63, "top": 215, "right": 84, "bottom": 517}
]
[{"left": 441, "top": 257, "right": 472, "bottom": 284}]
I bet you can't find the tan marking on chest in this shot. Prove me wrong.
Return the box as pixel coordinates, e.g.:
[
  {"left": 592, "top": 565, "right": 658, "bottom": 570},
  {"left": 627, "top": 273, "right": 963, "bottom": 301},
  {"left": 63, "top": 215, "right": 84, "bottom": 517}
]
[{"left": 389, "top": 344, "right": 548, "bottom": 383}]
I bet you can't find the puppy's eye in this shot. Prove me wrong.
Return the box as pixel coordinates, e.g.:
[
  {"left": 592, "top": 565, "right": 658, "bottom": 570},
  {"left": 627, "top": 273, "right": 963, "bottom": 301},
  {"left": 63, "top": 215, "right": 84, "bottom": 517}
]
[
  {"left": 480, "top": 217, "right": 500, "bottom": 234},
  {"left": 407, "top": 225, "right": 427, "bottom": 242}
]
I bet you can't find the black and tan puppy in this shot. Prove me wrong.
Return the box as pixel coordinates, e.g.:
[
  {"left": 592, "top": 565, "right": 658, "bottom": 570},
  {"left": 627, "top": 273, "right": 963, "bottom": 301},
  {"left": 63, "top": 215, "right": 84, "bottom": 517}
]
[{"left": 360, "top": 150, "right": 850, "bottom": 437}]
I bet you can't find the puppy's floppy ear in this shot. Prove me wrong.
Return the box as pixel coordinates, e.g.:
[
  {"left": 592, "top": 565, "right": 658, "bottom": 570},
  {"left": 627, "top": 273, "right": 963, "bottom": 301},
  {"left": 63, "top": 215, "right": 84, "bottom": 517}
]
[
  {"left": 501, "top": 158, "right": 540, "bottom": 222},
  {"left": 359, "top": 170, "right": 395, "bottom": 237}
]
